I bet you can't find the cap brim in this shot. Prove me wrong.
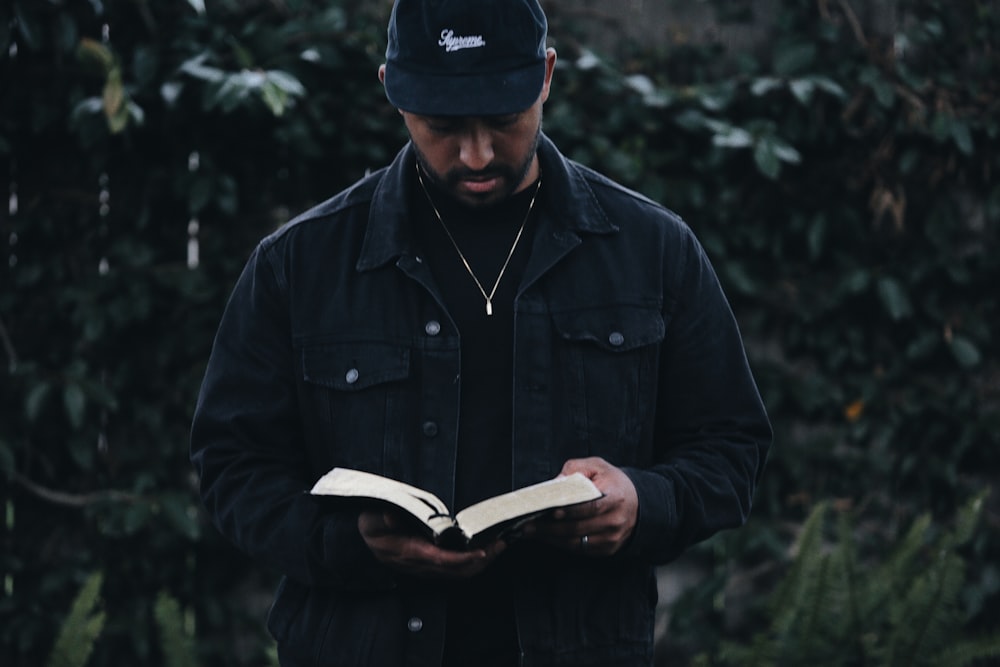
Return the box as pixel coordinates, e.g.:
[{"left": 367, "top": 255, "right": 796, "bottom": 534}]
[{"left": 383, "top": 60, "right": 546, "bottom": 116}]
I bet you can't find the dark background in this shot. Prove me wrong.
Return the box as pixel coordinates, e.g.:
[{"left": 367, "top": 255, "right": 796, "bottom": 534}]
[{"left": 2, "top": 0, "right": 998, "bottom": 665}]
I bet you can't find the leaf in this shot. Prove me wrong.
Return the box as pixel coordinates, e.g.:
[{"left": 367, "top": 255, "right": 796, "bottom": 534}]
[
  {"left": 179, "top": 54, "right": 225, "bottom": 83},
  {"left": 905, "top": 331, "right": 939, "bottom": 361},
  {"left": 266, "top": 70, "right": 306, "bottom": 96},
  {"left": 126, "top": 100, "right": 145, "bottom": 127},
  {"left": 949, "top": 336, "right": 981, "bottom": 368},
  {"left": 80, "top": 379, "right": 119, "bottom": 412},
  {"left": 750, "top": 77, "right": 782, "bottom": 96},
  {"left": 72, "top": 96, "right": 104, "bottom": 121},
  {"left": 77, "top": 37, "right": 115, "bottom": 72},
  {"left": 132, "top": 45, "right": 160, "bottom": 86},
  {"left": 899, "top": 148, "right": 920, "bottom": 174},
  {"left": 876, "top": 277, "right": 913, "bottom": 320},
  {"left": 186, "top": 0, "right": 206, "bottom": 15},
  {"left": 812, "top": 76, "right": 846, "bottom": 98},
  {"left": 860, "top": 67, "right": 895, "bottom": 108},
  {"left": 63, "top": 383, "right": 87, "bottom": 429},
  {"left": 712, "top": 126, "right": 753, "bottom": 148},
  {"left": 189, "top": 175, "right": 214, "bottom": 213},
  {"left": 161, "top": 81, "right": 183, "bottom": 105},
  {"left": 260, "top": 80, "right": 289, "bottom": 116},
  {"left": 625, "top": 74, "right": 656, "bottom": 97},
  {"left": 789, "top": 78, "right": 815, "bottom": 105},
  {"left": 772, "top": 139, "right": 802, "bottom": 164},
  {"left": 807, "top": 214, "right": 827, "bottom": 259},
  {"left": 753, "top": 138, "right": 782, "bottom": 180},
  {"left": 773, "top": 42, "right": 816, "bottom": 76},
  {"left": 47, "top": 572, "right": 106, "bottom": 667},
  {"left": 25, "top": 382, "right": 52, "bottom": 421},
  {"left": 159, "top": 494, "right": 201, "bottom": 541},
  {"left": 155, "top": 591, "right": 198, "bottom": 667},
  {"left": 698, "top": 83, "right": 735, "bottom": 111},
  {"left": 721, "top": 262, "right": 758, "bottom": 295},
  {"left": 842, "top": 269, "right": 871, "bottom": 293},
  {"left": 575, "top": 49, "right": 601, "bottom": 71},
  {"left": 13, "top": 3, "right": 41, "bottom": 50},
  {"left": 54, "top": 12, "right": 78, "bottom": 54},
  {"left": 673, "top": 109, "right": 708, "bottom": 131},
  {"left": 102, "top": 68, "right": 125, "bottom": 118},
  {"left": 950, "top": 120, "right": 974, "bottom": 156},
  {"left": 625, "top": 74, "right": 671, "bottom": 108}
]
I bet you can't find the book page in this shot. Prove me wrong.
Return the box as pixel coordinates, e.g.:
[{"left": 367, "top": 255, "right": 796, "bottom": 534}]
[
  {"left": 310, "top": 468, "right": 455, "bottom": 534},
  {"left": 454, "top": 473, "right": 603, "bottom": 541}
]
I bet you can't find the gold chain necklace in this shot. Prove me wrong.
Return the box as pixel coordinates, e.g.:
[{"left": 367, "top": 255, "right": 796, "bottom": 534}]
[{"left": 415, "top": 165, "right": 541, "bottom": 316}]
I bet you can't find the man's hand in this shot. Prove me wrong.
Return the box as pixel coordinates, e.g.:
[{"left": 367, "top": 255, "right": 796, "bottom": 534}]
[
  {"left": 358, "top": 509, "right": 506, "bottom": 579},
  {"left": 523, "top": 457, "right": 639, "bottom": 557}
]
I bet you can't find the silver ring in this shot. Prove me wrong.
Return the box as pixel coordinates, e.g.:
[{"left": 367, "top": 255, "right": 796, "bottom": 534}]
[{"left": 580, "top": 535, "right": 589, "bottom": 549}]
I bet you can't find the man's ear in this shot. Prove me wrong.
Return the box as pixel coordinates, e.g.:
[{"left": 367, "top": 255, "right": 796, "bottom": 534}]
[
  {"left": 378, "top": 64, "right": 387, "bottom": 84},
  {"left": 538, "top": 48, "right": 557, "bottom": 104}
]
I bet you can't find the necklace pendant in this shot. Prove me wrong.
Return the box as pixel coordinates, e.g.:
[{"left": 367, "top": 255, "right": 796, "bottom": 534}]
[{"left": 485, "top": 299, "right": 493, "bottom": 316}]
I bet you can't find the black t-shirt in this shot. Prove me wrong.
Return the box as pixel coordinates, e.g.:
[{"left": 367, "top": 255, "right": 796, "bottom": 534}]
[{"left": 411, "top": 172, "right": 542, "bottom": 665}]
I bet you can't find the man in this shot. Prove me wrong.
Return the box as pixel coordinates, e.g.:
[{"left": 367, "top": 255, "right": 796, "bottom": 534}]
[{"left": 190, "top": 0, "right": 772, "bottom": 665}]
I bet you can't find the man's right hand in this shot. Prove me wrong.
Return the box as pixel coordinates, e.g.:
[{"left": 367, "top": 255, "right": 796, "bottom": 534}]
[{"left": 358, "top": 509, "right": 506, "bottom": 579}]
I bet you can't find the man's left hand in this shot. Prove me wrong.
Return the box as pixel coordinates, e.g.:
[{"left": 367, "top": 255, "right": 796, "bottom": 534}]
[{"left": 523, "top": 456, "right": 639, "bottom": 557}]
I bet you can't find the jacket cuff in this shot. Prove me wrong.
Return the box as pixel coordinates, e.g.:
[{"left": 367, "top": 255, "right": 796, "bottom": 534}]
[{"left": 620, "top": 466, "right": 677, "bottom": 563}]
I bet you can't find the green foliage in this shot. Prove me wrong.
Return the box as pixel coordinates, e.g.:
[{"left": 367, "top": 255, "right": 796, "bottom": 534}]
[
  {"left": 41, "top": 574, "right": 202, "bottom": 667},
  {"left": 710, "top": 494, "right": 1000, "bottom": 667},
  {"left": 3, "top": 0, "right": 998, "bottom": 665},
  {"left": 153, "top": 591, "right": 198, "bottom": 667},
  {"left": 46, "top": 572, "right": 106, "bottom": 667}
]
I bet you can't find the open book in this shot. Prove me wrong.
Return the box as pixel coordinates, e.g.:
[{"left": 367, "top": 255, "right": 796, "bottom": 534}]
[{"left": 310, "top": 468, "right": 603, "bottom": 550}]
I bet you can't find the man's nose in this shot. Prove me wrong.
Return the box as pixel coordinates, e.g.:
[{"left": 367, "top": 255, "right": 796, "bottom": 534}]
[{"left": 458, "top": 123, "right": 495, "bottom": 171}]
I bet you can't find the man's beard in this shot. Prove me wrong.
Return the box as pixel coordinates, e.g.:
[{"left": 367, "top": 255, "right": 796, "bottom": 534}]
[{"left": 411, "top": 124, "right": 542, "bottom": 209}]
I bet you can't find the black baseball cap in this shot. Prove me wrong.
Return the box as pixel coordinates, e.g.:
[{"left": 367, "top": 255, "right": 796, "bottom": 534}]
[{"left": 383, "top": 0, "right": 549, "bottom": 117}]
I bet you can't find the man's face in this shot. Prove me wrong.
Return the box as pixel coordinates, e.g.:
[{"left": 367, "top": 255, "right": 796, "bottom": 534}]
[
  {"left": 380, "top": 48, "right": 557, "bottom": 208},
  {"left": 403, "top": 107, "right": 543, "bottom": 208}
]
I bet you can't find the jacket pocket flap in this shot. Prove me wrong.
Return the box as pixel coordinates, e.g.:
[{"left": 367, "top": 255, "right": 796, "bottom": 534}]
[
  {"left": 552, "top": 306, "right": 665, "bottom": 352},
  {"left": 302, "top": 342, "right": 410, "bottom": 390}
]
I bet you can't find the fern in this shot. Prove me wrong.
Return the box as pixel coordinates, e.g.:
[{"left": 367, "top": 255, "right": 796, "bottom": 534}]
[
  {"left": 46, "top": 572, "right": 106, "bottom": 667},
  {"left": 768, "top": 500, "right": 829, "bottom": 635},
  {"left": 935, "top": 636, "right": 1000, "bottom": 666},
  {"left": 154, "top": 590, "right": 199, "bottom": 667},
  {"left": 714, "top": 491, "right": 999, "bottom": 667}
]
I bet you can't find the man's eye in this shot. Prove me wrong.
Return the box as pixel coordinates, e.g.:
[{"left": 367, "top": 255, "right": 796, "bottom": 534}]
[
  {"left": 487, "top": 115, "right": 519, "bottom": 129},
  {"left": 426, "top": 119, "right": 461, "bottom": 133}
]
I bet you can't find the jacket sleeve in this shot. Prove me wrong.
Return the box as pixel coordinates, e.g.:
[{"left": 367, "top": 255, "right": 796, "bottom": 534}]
[
  {"left": 623, "top": 225, "right": 772, "bottom": 564},
  {"left": 190, "top": 242, "right": 393, "bottom": 590}
]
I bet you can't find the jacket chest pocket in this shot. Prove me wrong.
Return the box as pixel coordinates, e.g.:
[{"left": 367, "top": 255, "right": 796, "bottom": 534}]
[
  {"left": 300, "top": 341, "right": 411, "bottom": 474},
  {"left": 551, "top": 306, "right": 664, "bottom": 458}
]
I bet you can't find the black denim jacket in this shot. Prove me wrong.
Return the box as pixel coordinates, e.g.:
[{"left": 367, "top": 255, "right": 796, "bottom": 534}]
[{"left": 190, "top": 135, "right": 772, "bottom": 666}]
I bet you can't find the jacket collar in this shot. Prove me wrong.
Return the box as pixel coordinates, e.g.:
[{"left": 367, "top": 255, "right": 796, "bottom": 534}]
[{"left": 357, "top": 134, "right": 616, "bottom": 272}]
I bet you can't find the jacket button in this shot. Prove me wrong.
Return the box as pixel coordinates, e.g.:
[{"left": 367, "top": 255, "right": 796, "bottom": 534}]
[
  {"left": 422, "top": 421, "right": 438, "bottom": 437},
  {"left": 425, "top": 320, "right": 441, "bottom": 336},
  {"left": 407, "top": 617, "right": 423, "bottom": 632},
  {"left": 608, "top": 331, "right": 625, "bottom": 347},
  {"left": 345, "top": 368, "right": 359, "bottom": 384}
]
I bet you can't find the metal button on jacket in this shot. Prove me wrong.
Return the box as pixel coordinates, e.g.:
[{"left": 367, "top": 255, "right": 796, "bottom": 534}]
[
  {"left": 425, "top": 320, "right": 441, "bottom": 336},
  {"left": 608, "top": 331, "right": 625, "bottom": 347},
  {"left": 407, "top": 617, "right": 423, "bottom": 632},
  {"left": 422, "top": 421, "right": 438, "bottom": 437},
  {"left": 345, "top": 368, "right": 360, "bottom": 384}
]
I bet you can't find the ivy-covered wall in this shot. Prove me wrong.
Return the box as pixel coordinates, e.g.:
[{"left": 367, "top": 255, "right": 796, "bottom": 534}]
[{"left": 2, "top": 1, "right": 997, "bottom": 665}]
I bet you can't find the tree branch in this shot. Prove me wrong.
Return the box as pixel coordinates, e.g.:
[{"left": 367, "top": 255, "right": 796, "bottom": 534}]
[
  {"left": 836, "top": 0, "right": 869, "bottom": 48},
  {"left": 13, "top": 472, "right": 142, "bottom": 508}
]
